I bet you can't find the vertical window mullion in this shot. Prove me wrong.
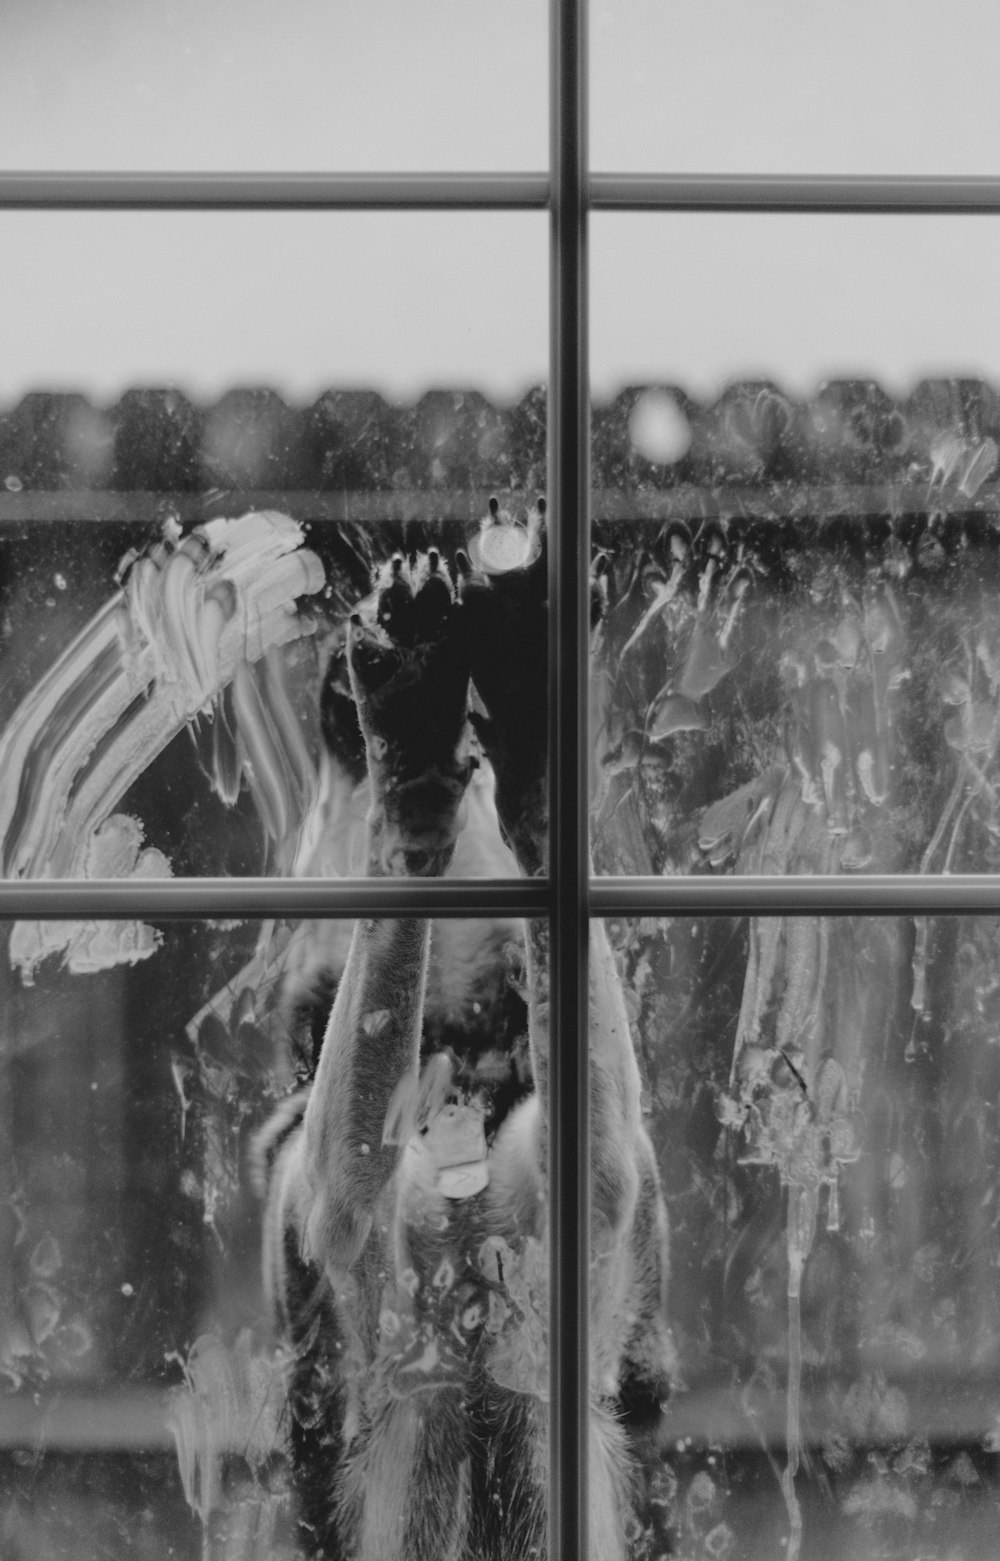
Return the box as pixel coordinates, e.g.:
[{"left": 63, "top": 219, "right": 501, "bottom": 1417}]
[{"left": 549, "top": 0, "right": 590, "bottom": 1558}]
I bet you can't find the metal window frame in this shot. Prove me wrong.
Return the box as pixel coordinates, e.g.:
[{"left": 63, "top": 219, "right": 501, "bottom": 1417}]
[
  {"left": 8, "top": 170, "right": 1000, "bottom": 211},
  {"left": 6, "top": 3, "right": 1000, "bottom": 1557}
]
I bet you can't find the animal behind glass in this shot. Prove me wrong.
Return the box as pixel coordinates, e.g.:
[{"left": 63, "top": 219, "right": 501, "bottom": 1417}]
[{"left": 259, "top": 511, "right": 675, "bottom": 1560}]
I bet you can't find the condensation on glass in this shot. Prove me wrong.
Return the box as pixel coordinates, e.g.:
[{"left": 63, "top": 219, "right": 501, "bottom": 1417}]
[
  {"left": 0, "top": 909, "right": 543, "bottom": 1556},
  {"left": 0, "top": 0, "right": 545, "bottom": 173},
  {"left": 591, "top": 0, "right": 1000, "bottom": 176},
  {"left": 599, "top": 911, "right": 1000, "bottom": 1561}
]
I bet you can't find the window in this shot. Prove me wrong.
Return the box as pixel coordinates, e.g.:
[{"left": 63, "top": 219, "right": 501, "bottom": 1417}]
[{"left": 5, "top": 4, "right": 1000, "bottom": 1559}]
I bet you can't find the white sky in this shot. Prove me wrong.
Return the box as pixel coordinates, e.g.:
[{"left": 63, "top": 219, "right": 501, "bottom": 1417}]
[
  {"left": 2, "top": 0, "right": 1000, "bottom": 404},
  {"left": 0, "top": 211, "right": 549, "bottom": 404}
]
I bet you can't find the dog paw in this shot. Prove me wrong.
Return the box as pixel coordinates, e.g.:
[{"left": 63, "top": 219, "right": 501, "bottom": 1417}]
[
  {"left": 349, "top": 549, "right": 474, "bottom": 876},
  {"left": 456, "top": 498, "right": 550, "bottom": 876}
]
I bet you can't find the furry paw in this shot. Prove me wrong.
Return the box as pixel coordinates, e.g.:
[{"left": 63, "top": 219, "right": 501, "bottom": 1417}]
[
  {"left": 456, "top": 498, "right": 550, "bottom": 876},
  {"left": 349, "top": 549, "right": 474, "bottom": 876}
]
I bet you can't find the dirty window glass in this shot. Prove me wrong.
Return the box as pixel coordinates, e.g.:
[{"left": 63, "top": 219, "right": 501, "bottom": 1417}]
[
  {"left": 591, "top": 215, "right": 1000, "bottom": 875},
  {"left": 602, "top": 912, "right": 1000, "bottom": 1561},
  {"left": 0, "top": 213, "right": 547, "bottom": 883},
  {"left": 2, "top": 916, "right": 291, "bottom": 1554},
  {"left": 1, "top": 913, "right": 537, "bottom": 1554}
]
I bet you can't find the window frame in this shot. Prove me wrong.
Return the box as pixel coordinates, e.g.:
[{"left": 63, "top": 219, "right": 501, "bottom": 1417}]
[{"left": 5, "top": 3, "right": 1000, "bottom": 1557}]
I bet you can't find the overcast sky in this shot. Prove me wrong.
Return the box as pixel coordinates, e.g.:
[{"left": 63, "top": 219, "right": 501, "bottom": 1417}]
[{"left": 2, "top": 0, "right": 1000, "bottom": 404}]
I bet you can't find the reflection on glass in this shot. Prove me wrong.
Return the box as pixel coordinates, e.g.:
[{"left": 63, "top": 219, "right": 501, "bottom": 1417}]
[
  {"left": 591, "top": 377, "right": 1000, "bottom": 878},
  {"left": 0, "top": 905, "right": 543, "bottom": 1556},
  {"left": 601, "top": 911, "right": 1000, "bottom": 1560}
]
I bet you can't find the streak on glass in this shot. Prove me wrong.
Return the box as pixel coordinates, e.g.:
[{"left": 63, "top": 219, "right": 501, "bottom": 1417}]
[
  {"left": 0, "top": 211, "right": 546, "bottom": 886},
  {"left": 590, "top": 215, "right": 1000, "bottom": 881},
  {"left": 596, "top": 912, "right": 1000, "bottom": 1561},
  {"left": 0, "top": 910, "right": 545, "bottom": 1554}
]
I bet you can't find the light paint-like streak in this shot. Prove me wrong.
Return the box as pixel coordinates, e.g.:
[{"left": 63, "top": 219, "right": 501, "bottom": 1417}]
[
  {"left": 1, "top": 511, "right": 325, "bottom": 978},
  {"left": 1, "top": 510, "right": 324, "bottom": 881},
  {"left": 9, "top": 812, "right": 171, "bottom": 985}
]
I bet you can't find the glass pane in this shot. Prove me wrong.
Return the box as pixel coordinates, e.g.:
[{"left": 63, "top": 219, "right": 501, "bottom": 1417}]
[
  {"left": 1, "top": 910, "right": 545, "bottom": 1555},
  {"left": 592, "top": 0, "right": 1000, "bottom": 176},
  {"left": 0, "top": 0, "right": 545, "bottom": 173},
  {"left": 593, "top": 912, "right": 1000, "bottom": 1561},
  {"left": 591, "top": 215, "right": 1000, "bottom": 875},
  {"left": 0, "top": 212, "right": 547, "bottom": 880}
]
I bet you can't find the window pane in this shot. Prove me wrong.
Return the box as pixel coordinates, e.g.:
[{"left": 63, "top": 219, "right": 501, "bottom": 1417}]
[
  {"left": 0, "top": 0, "right": 545, "bottom": 173},
  {"left": 0, "top": 213, "right": 547, "bottom": 880},
  {"left": 0, "top": 213, "right": 547, "bottom": 406},
  {"left": 591, "top": 215, "right": 1000, "bottom": 875},
  {"left": 594, "top": 912, "right": 1000, "bottom": 1560},
  {"left": 1, "top": 911, "right": 544, "bottom": 1554},
  {"left": 592, "top": 0, "right": 1000, "bottom": 176},
  {"left": 593, "top": 215, "right": 1000, "bottom": 404}
]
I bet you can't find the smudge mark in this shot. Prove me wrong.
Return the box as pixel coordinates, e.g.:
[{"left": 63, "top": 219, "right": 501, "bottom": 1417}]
[
  {"left": 167, "top": 1329, "right": 289, "bottom": 1529},
  {"left": 224, "top": 649, "right": 317, "bottom": 859},
  {"left": 0, "top": 511, "right": 325, "bottom": 886},
  {"left": 9, "top": 813, "right": 171, "bottom": 984}
]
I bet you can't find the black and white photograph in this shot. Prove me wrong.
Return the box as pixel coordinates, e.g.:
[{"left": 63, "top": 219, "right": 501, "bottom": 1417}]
[{"left": 4, "top": 4, "right": 1000, "bottom": 1559}]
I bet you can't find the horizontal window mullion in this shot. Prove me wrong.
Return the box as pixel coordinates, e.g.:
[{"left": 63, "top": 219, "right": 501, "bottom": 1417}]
[
  {"left": 11, "top": 172, "right": 1000, "bottom": 215},
  {"left": 0, "top": 479, "right": 992, "bottom": 529},
  {"left": 11, "top": 874, "right": 999, "bottom": 922},
  {"left": 592, "top": 874, "right": 1000, "bottom": 918},
  {"left": 0, "top": 171, "right": 549, "bottom": 210},
  {"left": 591, "top": 172, "right": 1000, "bottom": 214},
  {"left": 0, "top": 877, "right": 550, "bottom": 920},
  {"left": 0, "top": 490, "right": 543, "bottom": 526}
]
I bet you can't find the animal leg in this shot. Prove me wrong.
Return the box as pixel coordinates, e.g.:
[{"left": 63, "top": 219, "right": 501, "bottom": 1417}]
[
  {"left": 460, "top": 510, "right": 673, "bottom": 1403},
  {"left": 269, "top": 550, "right": 475, "bottom": 1290}
]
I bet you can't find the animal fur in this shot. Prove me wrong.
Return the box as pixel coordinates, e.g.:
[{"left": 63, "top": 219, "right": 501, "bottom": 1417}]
[{"left": 260, "top": 535, "right": 675, "bottom": 1560}]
